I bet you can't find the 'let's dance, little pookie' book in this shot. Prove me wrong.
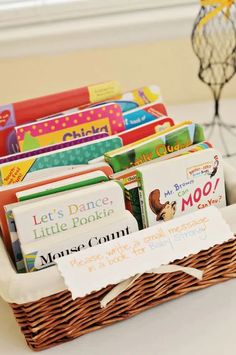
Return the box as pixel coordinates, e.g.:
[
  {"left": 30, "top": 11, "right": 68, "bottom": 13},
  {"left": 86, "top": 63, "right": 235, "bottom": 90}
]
[{"left": 136, "top": 148, "right": 226, "bottom": 228}]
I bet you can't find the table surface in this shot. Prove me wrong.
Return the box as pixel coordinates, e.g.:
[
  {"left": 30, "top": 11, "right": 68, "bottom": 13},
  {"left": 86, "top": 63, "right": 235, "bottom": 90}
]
[{"left": 0, "top": 100, "right": 236, "bottom": 355}]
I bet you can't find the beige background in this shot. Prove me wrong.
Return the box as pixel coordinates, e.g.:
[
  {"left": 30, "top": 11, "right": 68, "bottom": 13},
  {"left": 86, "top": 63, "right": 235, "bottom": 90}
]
[{"left": 1, "top": 37, "right": 236, "bottom": 105}]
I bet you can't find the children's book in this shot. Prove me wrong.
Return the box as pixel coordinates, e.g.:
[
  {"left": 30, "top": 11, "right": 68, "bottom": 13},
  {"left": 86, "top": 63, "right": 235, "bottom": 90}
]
[
  {"left": 0, "top": 133, "right": 108, "bottom": 165},
  {"left": 136, "top": 148, "right": 226, "bottom": 228},
  {"left": 0, "top": 81, "right": 121, "bottom": 156},
  {"left": 105, "top": 121, "right": 205, "bottom": 173},
  {"left": 12, "top": 181, "right": 125, "bottom": 245},
  {"left": 16, "top": 171, "right": 108, "bottom": 201},
  {"left": 21, "top": 210, "right": 138, "bottom": 272},
  {"left": 0, "top": 162, "right": 113, "bottom": 255},
  {"left": 0, "top": 136, "right": 122, "bottom": 185},
  {"left": 15, "top": 103, "right": 125, "bottom": 151},
  {"left": 118, "top": 117, "right": 174, "bottom": 145},
  {"left": 111, "top": 141, "right": 213, "bottom": 230},
  {"left": 5, "top": 170, "right": 108, "bottom": 272},
  {"left": 123, "top": 102, "right": 167, "bottom": 130}
]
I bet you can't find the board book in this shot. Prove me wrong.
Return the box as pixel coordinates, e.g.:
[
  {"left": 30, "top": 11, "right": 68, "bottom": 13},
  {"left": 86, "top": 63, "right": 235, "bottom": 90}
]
[
  {"left": 118, "top": 117, "right": 174, "bottom": 145},
  {"left": 123, "top": 101, "right": 167, "bottom": 130},
  {"left": 136, "top": 148, "right": 226, "bottom": 228},
  {"left": 0, "top": 81, "right": 121, "bottom": 156},
  {"left": 105, "top": 121, "right": 205, "bottom": 172},
  {"left": 0, "top": 133, "right": 108, "bottom": 165},
  {"left": 16, "top": 171, "right": 108, "bottom": 201},
  {"left": 12, "top": 181, "right": 125, "bottom": 245},
  {"left": 0, "top": 136, "right": 122, "bottom": 186},
  {"left": 0, "top": 162, "right": 113, "bottom": 255},
  {"left": 15, "top": 103, "right": 125, "bottom": 152},
  {"left": 21, "top": 210, "right": 138, "bottom": 272}
]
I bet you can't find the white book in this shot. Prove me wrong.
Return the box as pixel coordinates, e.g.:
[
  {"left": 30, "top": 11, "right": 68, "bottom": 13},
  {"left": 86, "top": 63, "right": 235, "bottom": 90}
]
[
  {"left": 136, "top": 148, "right": 226, "bottom": 228},
  {"left": 12, "top": 181, "right": 126, "bottom": 244},
  {"left": 21, "top": 210, "right": 138, "bottom": 271}
]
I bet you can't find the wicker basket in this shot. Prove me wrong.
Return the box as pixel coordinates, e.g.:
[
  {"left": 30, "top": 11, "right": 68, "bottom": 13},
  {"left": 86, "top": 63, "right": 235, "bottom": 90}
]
[{"left": 1, "top": 163, "right": 236, "bottom": 351}]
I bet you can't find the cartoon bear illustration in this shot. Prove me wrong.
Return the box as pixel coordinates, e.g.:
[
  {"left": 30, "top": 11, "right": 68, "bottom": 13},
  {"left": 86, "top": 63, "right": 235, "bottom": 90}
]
[{"left": 149, "top": 189, "right": 176, "bottom": 222}]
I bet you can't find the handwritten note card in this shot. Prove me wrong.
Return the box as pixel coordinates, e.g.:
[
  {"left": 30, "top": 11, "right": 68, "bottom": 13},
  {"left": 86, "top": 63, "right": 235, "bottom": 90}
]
[{"left": 56, "top": 207, "right": 233, "bottom": 299}]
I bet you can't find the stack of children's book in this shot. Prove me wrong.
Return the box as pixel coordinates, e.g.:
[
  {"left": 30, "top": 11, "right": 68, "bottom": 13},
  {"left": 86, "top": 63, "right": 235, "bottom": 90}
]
[{"left": 0, "top": 80, "right": 226, "bottom": 273}]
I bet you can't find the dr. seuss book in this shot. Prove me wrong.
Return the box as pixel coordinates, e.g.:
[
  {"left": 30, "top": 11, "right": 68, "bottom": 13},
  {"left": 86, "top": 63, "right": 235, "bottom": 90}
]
[
  {"left": 21, "top": 210, "right": 138, "bottom": 272},
  {"left": 0, "top": 133, "right": 108, "bottom": 165},
  {"left": 0, "top": 162, "right": 113, "bottom": 255},
  {"left": 111, "top": 141, "right": 213, "bottom": 230},
  {"left": 15, "top": 103, "right": 125, "bottom": 152},
  {"left": 136, "top": 148, "right": 226, "bottom": 228},
  {"left": 118, "top": 117, "right": 174, "bottom": 145},
  {"left": 0, "top": 136, "right": 122, "bottom": 186},
  {"left": 16, "top": 171, "right": 108, "bottom": 201},
  {"left": 123, "top": 102, "right": 168, "bottom": 130},
  {"left": 12, "top": 181, "right": 126, "bottom": 245},
  {"left": 105, "top": 121, "right": 205, "bottom": 173},
  {"left": 0, "top": 81, "right": 121, "bottom": 156}
]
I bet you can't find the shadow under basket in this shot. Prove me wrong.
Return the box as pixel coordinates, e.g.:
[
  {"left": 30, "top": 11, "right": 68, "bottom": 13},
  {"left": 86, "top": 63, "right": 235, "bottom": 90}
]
[{"left": 10, "top": 238, "right": 236, "bottom": 351}]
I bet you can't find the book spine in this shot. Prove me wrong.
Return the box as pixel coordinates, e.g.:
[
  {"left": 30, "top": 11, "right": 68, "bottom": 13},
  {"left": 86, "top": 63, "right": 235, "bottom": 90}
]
[
  {"left": 5, "top": 209, "right": 26, "bottom": 273},
  {"left": 125, "top": 186, "right": 143, "bottom": 230},
  {"left": 136, "top": 171, "right": 149, "bottom": 229}
]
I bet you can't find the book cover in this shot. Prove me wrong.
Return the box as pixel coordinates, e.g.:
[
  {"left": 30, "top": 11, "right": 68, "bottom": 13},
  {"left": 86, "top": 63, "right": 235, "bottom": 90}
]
[
  {"left": 12, "top": 181, "right": 126, "bottom": 245},
  {"left": 16, "top": 171, "right": 108, "bottom": 201},
  {"left": 0, "top": 132, "right": 108, "bottom": 165},
  {"left": 105, "top": 122, "right": 205, "bottom": 173},
  {"left": 136, "top": 148, "right": 226, "bottom": 228},
  {"left": 0, "top": 136, "right": 121, "bottom": 185},
  {"left": 123, "top": 102, "right": 168, "bottom": 130},
  {"left": 0, "top": 80, "right": 121, "bottom": 156},
  {"left": 21, "top": 210, "right": 138, "bottom": 272},
  {"left": 118, "top": 117, "right": 174, "bottom": 145},
  {"left": 15, "top": 103, "right": 125, "bottom": 152},
  {"left": 0, "top": 162, "right": 113, "bottom": 256}
]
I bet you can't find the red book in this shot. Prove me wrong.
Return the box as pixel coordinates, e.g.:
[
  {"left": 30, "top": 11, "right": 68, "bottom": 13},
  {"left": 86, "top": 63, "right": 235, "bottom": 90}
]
[
  {"left": 118, "top": 117, "right": 175, "bottom": 145},
  {"left": 0, "top": 81, "right": 121, "bottom": 156}
]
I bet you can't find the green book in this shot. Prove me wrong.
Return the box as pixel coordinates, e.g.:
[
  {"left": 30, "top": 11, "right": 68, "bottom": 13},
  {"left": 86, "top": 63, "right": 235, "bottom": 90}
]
[
  {"left": 125, "top": 183, "right": 143, "bottom": 230},
  {"left": 104, "top": 121, "right": 205, "bottom": 173},
  {"left": 16, "top": 171, "right": 108, "bottom": 201}
]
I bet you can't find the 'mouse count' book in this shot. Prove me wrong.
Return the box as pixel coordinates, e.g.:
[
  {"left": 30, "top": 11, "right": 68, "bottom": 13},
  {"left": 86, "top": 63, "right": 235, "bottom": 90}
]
[
  {"left": 136, "top": 148, "right": 226, "bottom": 228},
  {"left": 21, "top": 210, "right": 138, "bottom": 272},
  {"left": 12, "top": 180, "right": 125, "bottom": 244}
]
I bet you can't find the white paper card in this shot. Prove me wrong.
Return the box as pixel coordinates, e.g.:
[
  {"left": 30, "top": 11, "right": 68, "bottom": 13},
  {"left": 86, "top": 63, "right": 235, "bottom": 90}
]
[{"left": 56, "top": 206, "right": 234, "bottom": 299}]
